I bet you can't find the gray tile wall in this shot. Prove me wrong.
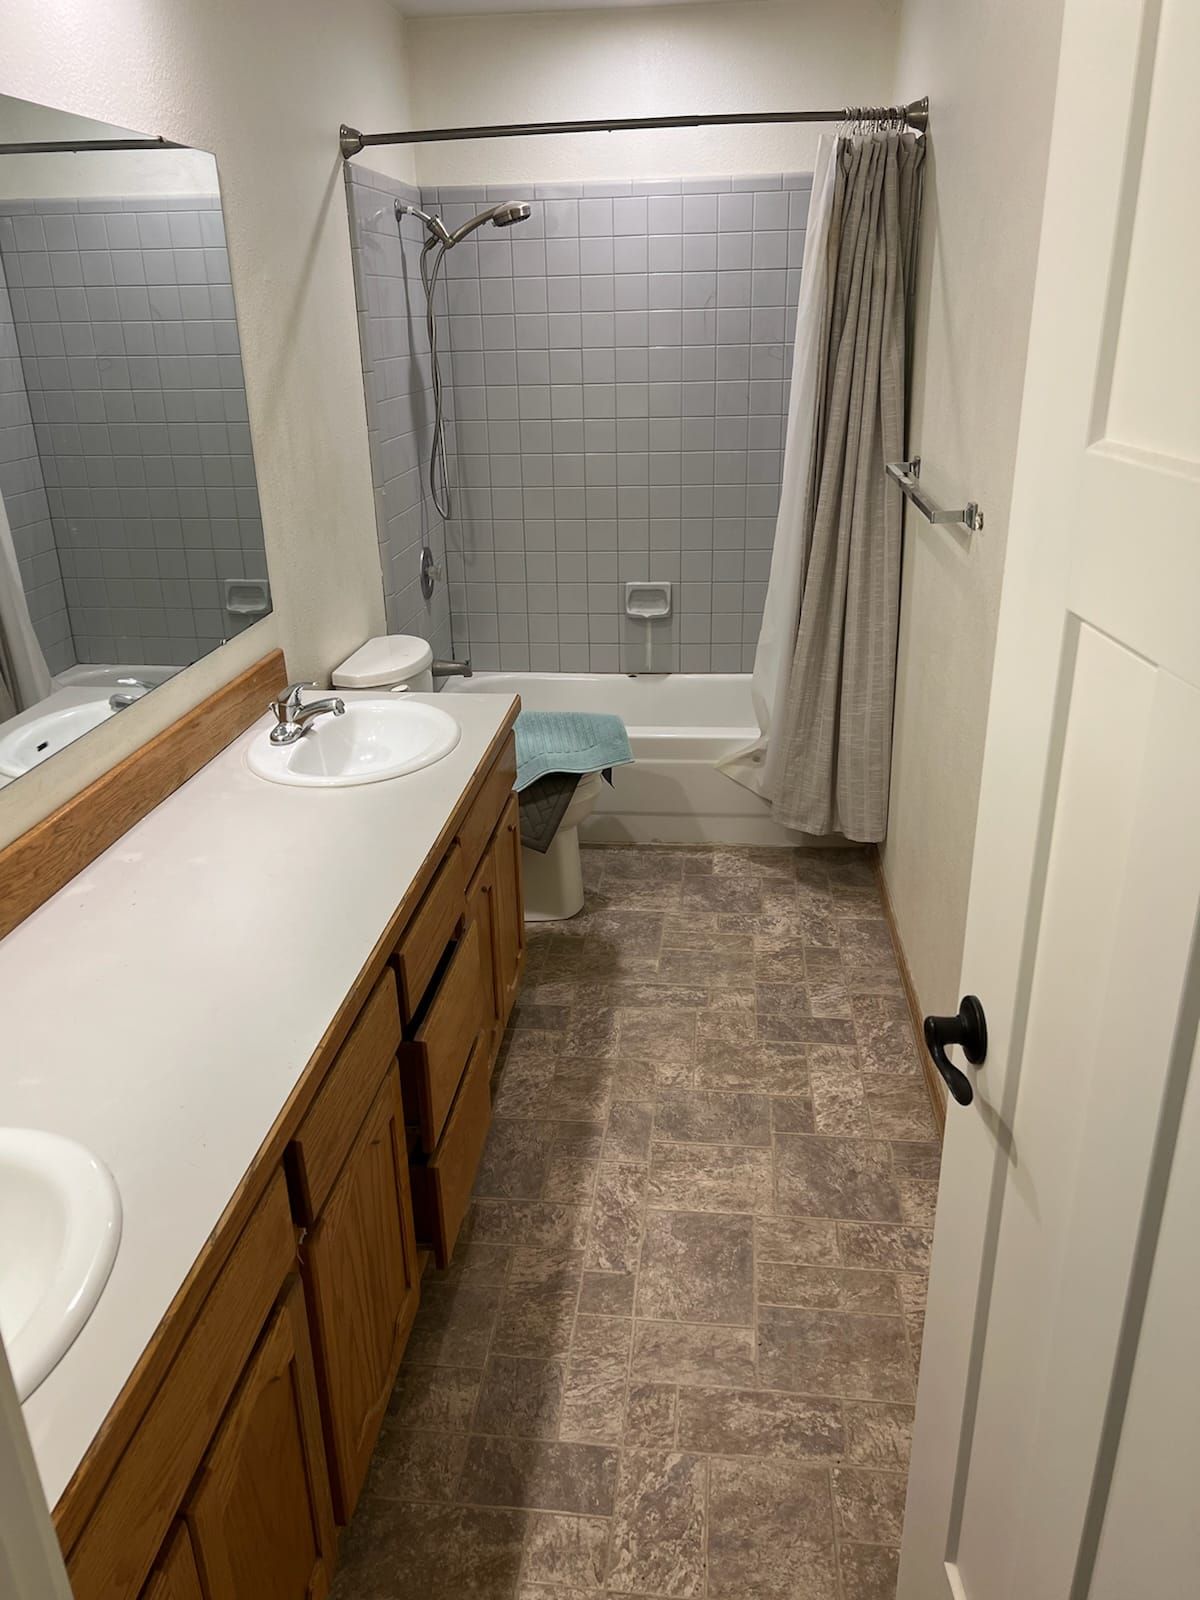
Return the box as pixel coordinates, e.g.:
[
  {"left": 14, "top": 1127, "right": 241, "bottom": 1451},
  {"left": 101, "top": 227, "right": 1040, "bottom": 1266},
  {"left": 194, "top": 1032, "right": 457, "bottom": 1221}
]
[
  {"left": 425, "top": 172, "right": 811, "bottom": 673},
  {"left": 0, "top": 251, "right": 72, "bottom": 674},
  {"left": 0, "top": 196, "right": 266, "bottom": 667},
  {"left": 345, "top": 168, "right": 453, "bottom": 660}
]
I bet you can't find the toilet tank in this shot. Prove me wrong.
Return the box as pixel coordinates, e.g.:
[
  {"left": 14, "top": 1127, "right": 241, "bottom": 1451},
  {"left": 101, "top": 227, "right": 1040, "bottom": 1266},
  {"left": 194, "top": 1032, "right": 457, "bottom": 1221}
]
[{"left": 332, "top": 635, "right": 435, "bottom": 694}]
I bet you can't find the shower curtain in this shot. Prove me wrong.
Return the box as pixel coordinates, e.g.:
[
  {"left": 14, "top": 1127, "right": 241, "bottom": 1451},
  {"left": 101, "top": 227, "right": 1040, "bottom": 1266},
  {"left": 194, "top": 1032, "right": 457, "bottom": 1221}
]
[
  {"left": 720, "top": 128, "right": 925, "bottom": 841},
  {"left": 0, "top": 484, "right": 52, "bottom": 721}
]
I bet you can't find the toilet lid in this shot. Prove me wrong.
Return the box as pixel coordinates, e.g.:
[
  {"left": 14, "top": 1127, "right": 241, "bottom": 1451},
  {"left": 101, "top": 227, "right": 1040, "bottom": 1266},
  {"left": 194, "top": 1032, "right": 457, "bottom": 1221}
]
[{"left": 332, "top": 635, "right": 434, "bottom": 689}]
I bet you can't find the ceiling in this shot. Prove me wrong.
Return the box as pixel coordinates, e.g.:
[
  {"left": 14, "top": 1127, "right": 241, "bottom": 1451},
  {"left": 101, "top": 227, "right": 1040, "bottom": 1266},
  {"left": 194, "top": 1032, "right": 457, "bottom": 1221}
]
[{"left": 397, "top": 0, "right": 718, "bottom": 16}]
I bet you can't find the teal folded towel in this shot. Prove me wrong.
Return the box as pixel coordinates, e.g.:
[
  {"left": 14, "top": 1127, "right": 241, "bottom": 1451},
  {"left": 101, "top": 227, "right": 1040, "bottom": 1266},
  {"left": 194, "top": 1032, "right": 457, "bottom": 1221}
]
[{"left": 514, "top": 710, "right": 634, "bottom": 792}]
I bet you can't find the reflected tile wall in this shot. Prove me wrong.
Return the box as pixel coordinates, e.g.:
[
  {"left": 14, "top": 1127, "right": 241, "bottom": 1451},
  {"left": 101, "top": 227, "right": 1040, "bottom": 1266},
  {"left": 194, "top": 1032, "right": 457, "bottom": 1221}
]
[
  {"left": 425, "top": 172, "right": 811, "bottom": 673},
  {"left": 0, "top": 251, "right": 71, "bottom": 673},
  {"left": 0, "top": 196, "right": 264, "bottom": 668}
]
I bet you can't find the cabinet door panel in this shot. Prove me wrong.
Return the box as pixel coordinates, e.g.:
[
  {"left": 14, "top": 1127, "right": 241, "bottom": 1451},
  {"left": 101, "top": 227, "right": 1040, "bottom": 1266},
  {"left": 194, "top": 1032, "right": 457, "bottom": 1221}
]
[
  {"left": 68, "top": 1174, "right": 296, "bottom": 1600},
  {"left": 493, "top": 791, "right": 525, "bottom": 1026},
  {"left": 185, "top": 1278, "right": 335, "bottom": 1600},
  {"left": 140, "top": 1524, "right": 203, "bottom": 1600},
  {"left": 304, "top": 1066, "right": 419, "bottom": 1523},
  {"left": 466, "top": 845, "right": 502, "bottom": 1070}
]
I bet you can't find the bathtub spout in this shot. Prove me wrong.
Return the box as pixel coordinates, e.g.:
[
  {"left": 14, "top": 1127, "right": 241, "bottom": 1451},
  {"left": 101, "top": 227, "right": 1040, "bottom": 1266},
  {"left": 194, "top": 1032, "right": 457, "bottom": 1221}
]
[{"left": 432, "top": 658, "right": 473, "bottom": 680}]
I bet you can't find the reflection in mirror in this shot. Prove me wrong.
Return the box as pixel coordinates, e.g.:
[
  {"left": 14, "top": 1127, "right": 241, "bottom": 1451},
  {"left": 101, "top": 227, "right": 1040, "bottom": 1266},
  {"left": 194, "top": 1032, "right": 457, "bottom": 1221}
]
[{"left": 0, "top": 95, "right": 269, "bottom": 790}]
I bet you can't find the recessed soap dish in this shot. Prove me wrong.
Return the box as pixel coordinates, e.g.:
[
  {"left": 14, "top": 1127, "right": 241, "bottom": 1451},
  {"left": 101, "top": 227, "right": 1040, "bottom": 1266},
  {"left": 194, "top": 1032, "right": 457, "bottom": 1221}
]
[{"left": 625, "top": 581, "right": 672, "bottom": 620}]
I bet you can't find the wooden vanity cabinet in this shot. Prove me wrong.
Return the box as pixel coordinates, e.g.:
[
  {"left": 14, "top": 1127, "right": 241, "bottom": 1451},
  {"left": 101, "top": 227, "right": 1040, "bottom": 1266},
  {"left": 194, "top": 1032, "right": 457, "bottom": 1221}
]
[
  {"left": 184, "top": 1278, "right": 335, "bottom": 1600},
  {"left": 58, "top": 715, "right": 523, "bottom": 1600},
  {"left": 139, "top": 1525, "right": 203, "bottom": 1600},
  {"left": 398, "top": 918, "right": 485, "bottom": 1152},
  {"left": 466, "top": 846, "right": 501, "bottom": 1067},
  {"left": 466, "top": 789, "right": 525, "bottom": 1072},
  {"left": 493, "top": 790, "right": 526, "bottom": 1026},
  {"left": 299, "top": 1066, "right": 419, "bottom": 1522},
  {"left": 408, "top": 1034, "right": 492, "bottom": 1267},
  {"left": 286, "top": 971, "right": 419, "bottom": 1525}
]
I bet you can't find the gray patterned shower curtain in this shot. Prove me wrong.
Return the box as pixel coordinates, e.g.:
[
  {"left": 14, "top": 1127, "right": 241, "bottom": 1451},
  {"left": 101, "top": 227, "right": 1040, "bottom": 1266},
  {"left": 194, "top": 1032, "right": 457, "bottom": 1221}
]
[{"left": 764, "top": 130, "right": 925, "bottom": 841}]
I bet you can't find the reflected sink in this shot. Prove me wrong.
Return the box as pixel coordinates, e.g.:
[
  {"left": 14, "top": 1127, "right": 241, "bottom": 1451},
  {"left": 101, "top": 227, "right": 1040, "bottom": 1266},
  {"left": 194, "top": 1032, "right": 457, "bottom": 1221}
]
[
  {"left": 0, "top": 699, "right": 114, "bottom": 778},
  {"left": 246, "top": 698, "right": 461, "bottom": 788},
  {"left": 0, "top": 1129, "right": 122, "bottom": 1402}
]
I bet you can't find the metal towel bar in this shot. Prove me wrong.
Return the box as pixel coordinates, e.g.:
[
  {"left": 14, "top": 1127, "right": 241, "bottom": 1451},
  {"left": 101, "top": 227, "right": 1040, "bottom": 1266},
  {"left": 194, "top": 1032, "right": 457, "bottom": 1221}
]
[{"left": 885, "top": 457, "right": 984, "bottom": 533}]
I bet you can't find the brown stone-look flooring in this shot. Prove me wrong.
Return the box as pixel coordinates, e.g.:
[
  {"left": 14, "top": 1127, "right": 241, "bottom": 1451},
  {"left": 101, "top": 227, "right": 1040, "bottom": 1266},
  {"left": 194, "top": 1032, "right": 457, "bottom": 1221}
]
[{"left": 333, "top": 845, "right": 940, "bottom": 1600}]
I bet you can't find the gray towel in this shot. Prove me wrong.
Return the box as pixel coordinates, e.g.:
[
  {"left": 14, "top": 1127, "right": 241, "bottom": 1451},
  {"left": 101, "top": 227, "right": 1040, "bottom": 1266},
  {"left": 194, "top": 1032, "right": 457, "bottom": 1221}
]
[{"left": 518, "top": 772, "right": 581, "bottom": 853}]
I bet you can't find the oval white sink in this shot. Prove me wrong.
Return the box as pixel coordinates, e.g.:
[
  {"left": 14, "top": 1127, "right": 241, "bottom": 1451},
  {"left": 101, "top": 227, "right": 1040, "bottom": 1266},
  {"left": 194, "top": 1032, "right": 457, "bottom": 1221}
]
[
  {"left": 0, "top": 1129, "right": 122, "bottom": 1402},
  {"left": 246, "top": 698, "right": 461, "bottom": 788},
  {"left": 0, "top": 699, "right": 114, "bottom": 778}
]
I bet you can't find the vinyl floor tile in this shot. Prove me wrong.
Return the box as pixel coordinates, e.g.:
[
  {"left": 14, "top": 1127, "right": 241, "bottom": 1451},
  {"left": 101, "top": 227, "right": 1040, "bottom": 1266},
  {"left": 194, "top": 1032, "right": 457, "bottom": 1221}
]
[{"left": 341, "top": 845, "right": 936, "bottom": 1596}]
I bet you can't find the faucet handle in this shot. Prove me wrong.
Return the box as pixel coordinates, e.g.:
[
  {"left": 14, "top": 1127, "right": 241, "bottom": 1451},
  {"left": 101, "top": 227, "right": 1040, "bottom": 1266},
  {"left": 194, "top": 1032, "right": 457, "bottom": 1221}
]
[{"left": 270, "top": 681, "right": 315, "bottom": 720}]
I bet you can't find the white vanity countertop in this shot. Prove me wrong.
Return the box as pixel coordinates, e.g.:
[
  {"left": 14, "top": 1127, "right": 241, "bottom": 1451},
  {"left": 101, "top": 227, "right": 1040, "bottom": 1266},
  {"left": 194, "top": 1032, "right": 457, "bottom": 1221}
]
[{"left": 0, "top": 690, "right": 517, "bottom": 1507}]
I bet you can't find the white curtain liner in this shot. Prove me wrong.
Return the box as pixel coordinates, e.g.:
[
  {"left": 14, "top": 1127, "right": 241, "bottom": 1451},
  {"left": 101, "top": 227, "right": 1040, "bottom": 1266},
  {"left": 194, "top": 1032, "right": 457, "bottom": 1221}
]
[{"left": 717, "top": 134, "right": 838, "bottom": 801}]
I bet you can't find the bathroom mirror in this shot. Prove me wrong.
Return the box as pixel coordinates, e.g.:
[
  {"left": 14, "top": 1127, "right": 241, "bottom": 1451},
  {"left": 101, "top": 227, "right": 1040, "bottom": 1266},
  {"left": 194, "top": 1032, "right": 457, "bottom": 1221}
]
[{"left": 0, "top": 93, "right": 269, "bottom": 790}]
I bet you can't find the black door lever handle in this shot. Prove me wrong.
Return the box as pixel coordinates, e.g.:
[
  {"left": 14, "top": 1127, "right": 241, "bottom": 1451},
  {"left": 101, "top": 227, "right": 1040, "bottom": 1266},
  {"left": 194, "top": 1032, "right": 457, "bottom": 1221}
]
[{"left": 923, "top": 995, "right": 987, "bottom": 1107}]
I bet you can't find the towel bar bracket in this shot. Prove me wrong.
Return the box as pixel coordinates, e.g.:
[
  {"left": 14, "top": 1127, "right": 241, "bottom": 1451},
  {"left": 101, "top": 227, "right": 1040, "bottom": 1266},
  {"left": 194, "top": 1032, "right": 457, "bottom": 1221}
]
[{"left": 886, "top": 457, "right": 984, "bottom": 534}]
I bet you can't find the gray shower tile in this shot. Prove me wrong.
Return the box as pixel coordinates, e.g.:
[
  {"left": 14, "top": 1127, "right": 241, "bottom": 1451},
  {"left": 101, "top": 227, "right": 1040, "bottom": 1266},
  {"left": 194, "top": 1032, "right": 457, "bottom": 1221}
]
[
  {"left": 613, "top": 235, "right": 648, "bottom": 274},
  {"left": 718, "top": 232, "right": 753, "bottom": 271},
  {"left": 579, "top": 198, "right": 613, "bottom": 237},
  {"left": 546, "top": 238, "right": 582, "bottom": 276},
  {"left": 789, "top": 189, "right": 813, "bottom": 227},
  {"left": 682, "top": 193, "right": 718, "bottom": 233},
  {"left": 578, "top": 235, "right": 615, "bottom": 275},
  {"left": 543, "top": 198, "right": 579, "bottom": 238}
]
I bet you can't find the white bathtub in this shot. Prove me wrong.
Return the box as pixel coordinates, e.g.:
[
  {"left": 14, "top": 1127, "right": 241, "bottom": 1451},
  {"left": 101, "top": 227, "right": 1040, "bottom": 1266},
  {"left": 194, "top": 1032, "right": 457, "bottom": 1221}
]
[{"left": 441, "top": 671, "right": 802, "bottom": 846}]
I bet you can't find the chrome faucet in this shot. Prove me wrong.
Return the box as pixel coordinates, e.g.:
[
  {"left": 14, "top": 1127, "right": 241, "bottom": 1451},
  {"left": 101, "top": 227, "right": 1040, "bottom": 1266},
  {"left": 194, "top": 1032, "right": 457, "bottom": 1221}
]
[
  {"left": 108, "top": 677, "right": 150, "bottom": 712},
  {"left": 268, "top": 681, "right": 346, "bottom": 745}
]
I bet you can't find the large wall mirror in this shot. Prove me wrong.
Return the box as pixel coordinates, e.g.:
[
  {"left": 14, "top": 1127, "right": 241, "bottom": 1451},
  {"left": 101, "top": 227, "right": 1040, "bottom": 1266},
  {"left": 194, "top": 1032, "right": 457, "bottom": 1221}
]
[{"left": 0, "top": 94, "right": 269, "bottom": 791}]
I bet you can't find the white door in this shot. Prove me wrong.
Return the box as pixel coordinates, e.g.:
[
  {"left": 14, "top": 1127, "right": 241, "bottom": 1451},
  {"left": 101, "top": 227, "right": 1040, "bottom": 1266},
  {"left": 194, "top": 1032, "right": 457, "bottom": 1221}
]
[{"left": 899, "top": 0, "right": 1200, "bottom": 1596}]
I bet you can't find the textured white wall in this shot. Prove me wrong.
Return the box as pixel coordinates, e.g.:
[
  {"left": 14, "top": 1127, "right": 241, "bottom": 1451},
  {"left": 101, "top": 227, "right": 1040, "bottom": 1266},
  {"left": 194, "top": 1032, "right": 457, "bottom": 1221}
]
[
  {"left": 0, "top": 0, "right": 414, "bottom": 849},
  {"left": 404, "top": 0, "right": 899, "bottom": 186},
  {"left": 883, "top": 0, "right": 1066, "bottom": 1029}
]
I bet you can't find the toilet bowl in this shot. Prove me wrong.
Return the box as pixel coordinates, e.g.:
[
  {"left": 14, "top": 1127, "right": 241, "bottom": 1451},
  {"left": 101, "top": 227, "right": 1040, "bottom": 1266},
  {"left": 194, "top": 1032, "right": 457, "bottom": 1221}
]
[{"left": 522, "top": 770, "right": 604, "bottom": 922}]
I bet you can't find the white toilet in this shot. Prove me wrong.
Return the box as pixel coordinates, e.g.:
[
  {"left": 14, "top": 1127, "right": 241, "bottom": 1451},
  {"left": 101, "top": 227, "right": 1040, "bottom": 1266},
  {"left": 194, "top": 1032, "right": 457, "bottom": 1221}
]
[
  {"left": 332, "top": 634, "right": 605, "bottom": 921},
  {"left": 331, "top": 635, "right": 435, "bottom": 695},
  {"left": 522, "top": 769, "right": 604, "bottom": 922}
]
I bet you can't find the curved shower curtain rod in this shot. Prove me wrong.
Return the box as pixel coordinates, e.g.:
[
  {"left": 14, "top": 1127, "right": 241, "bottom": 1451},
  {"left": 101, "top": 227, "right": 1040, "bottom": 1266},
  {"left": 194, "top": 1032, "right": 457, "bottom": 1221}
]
[{"left": 339, "top": 98, "right": 929, "bottom": 158}]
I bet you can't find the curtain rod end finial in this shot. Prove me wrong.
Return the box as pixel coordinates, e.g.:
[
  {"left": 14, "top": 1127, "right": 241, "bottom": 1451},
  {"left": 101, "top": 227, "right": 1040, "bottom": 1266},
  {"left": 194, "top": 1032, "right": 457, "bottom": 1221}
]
[{"left": 339, "top": 125, "right": 364, "bottom": 159}]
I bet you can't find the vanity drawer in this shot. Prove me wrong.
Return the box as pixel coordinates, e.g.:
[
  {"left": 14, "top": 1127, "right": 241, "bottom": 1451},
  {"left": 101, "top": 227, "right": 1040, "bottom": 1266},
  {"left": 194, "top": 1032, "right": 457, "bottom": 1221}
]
[
  {"left": 398, "top": 918, "right": 484, "bottom": 1153},
  {"left": 409, "top": 1034, "right": 491, "bottom": 1268},
  {"left": 288, "top": 972, "right": 402, "bottom": 1224},
  {"left": 394, "top": 842, "right": 466, "bottom": 1022},
  {"left": 456, "top": 735, "right": 516, "bottom": 881}
]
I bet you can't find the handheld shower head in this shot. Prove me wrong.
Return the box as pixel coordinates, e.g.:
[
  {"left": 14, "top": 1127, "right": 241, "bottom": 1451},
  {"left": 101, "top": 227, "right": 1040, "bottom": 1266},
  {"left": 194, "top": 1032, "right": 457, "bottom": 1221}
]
[
  {"left": 398, "top": 197, "right": 534, "bottom": 249},
  {"left": 491, "top": 201, "right": 533, "bottom": 229},
  {"left": 446, "top": 200, "right": 534, "bottom": 246}
]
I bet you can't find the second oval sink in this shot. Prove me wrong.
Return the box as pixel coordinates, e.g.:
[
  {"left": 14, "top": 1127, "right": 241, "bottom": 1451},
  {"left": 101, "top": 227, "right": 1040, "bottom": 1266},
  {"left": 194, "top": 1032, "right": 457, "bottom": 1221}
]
[
  {"left": 0, "top": 1129, "right": 122, "bottom": 1402},
  {"left": 246, "top": 698, "right": 461, "bottom": 788}
]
